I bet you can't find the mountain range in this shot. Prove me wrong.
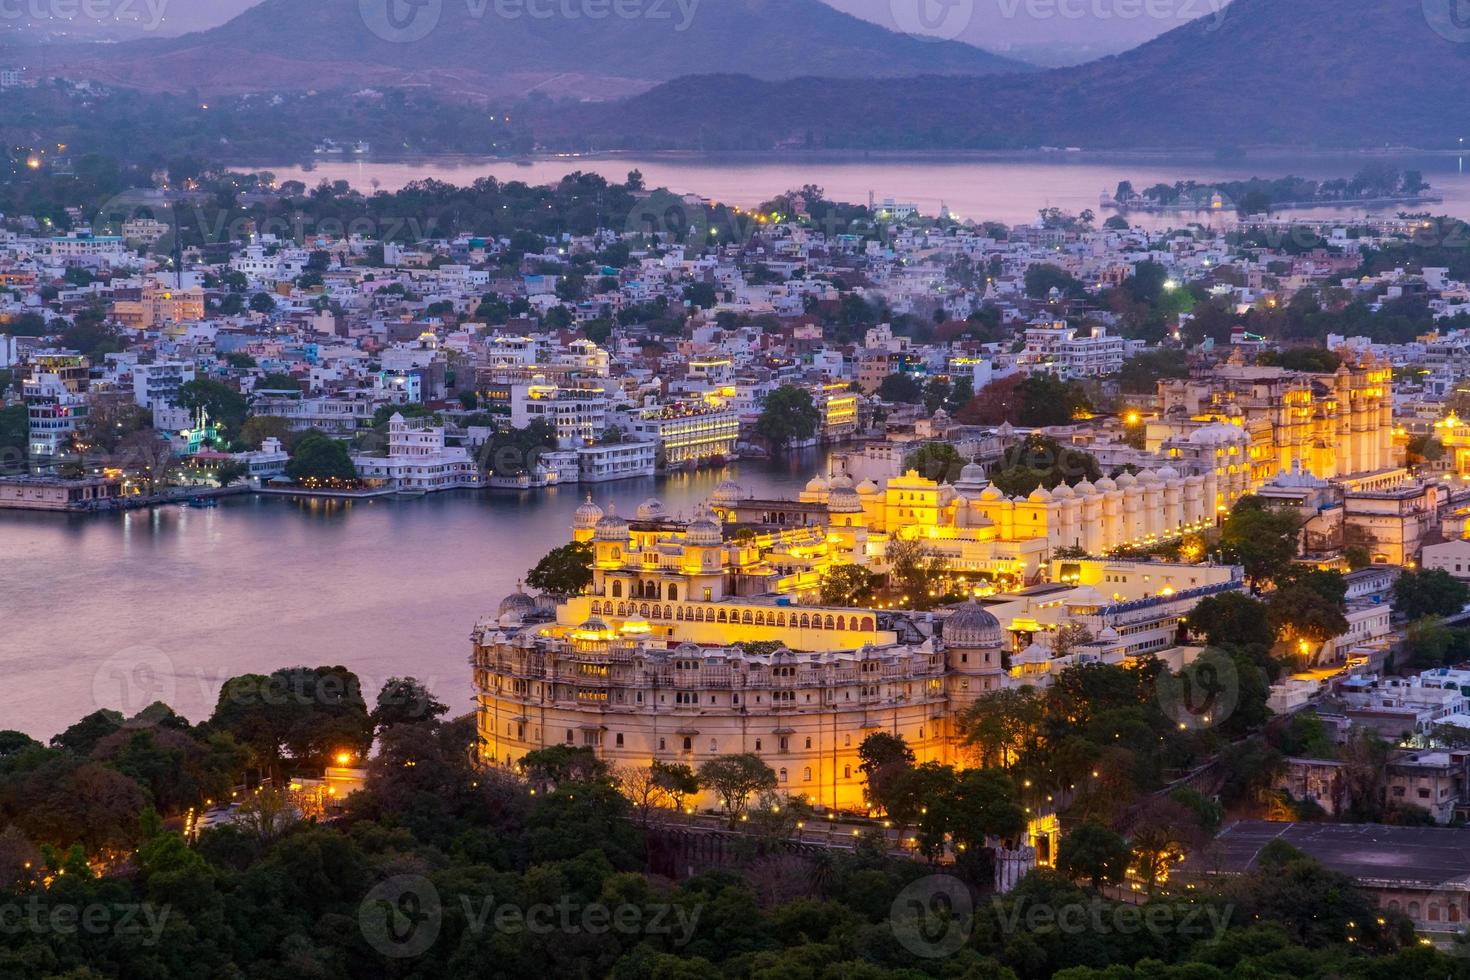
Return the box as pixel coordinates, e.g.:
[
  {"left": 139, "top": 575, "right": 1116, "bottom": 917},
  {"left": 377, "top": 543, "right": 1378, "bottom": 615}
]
[
  {"left": 529, "top": 0, "right": 1470, "bottom": 149},
  {"left": 22, "top": 0, "right": 1030, "bottom": 101}
]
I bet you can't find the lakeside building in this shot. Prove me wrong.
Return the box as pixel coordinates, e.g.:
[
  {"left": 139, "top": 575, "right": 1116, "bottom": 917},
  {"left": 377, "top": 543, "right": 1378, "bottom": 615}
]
[
  {"left": 350, "top": 412, "right": 481, "bottom": 492},
  {"left": 624, "top": 401, "right": 739, "bottom": 466},
  {"left": 0, "top": 474, "right": 123, "bottom": 511},
  {"left": 23, "top": 350, "right": 89, "bottom": 460}
]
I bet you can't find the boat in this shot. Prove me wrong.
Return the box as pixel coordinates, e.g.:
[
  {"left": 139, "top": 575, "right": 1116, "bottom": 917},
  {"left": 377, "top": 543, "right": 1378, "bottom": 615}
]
[
  {"left": 186, "top": 496, "right": 218, "bottom": 508},
  {"left": 395, "top": 488, "right": 427, "bottom": 498}
]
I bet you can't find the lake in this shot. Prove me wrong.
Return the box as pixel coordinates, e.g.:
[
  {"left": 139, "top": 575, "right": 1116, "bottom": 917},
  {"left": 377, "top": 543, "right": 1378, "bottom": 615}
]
[
  {"left": 254, "top": 151, "right": 1470, "bottom": 226},
  {"left": 0, "top": 454, "right": 829, "bottom": 740}
]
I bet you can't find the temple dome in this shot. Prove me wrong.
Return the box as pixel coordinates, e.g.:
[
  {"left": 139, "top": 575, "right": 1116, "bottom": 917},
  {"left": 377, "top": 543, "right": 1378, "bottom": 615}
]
[
  {"left": 828, "top": 487, "right": 863, "bottom": 513},
  {"left": 943, "top": 599, "right": 1002, "bottom": 648},
  {"left": 856, "top": 479, "right": 880, "bottom": 495},
  {"left": 805, "top": 476, "right": 830, "bottom": 493},
  {"left": 635, "top": 497, "right": 665, "bottom": 520},
  {"left": 685, "top": 510, "right": 722, "bottom": 545}
]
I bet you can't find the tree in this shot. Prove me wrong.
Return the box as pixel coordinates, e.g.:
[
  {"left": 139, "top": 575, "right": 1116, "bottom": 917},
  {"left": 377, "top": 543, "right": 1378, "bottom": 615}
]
[
  {"left": 213, "top": 459, "right": 248, "bottom": 487},
  {"left": 876, "top": 372, "right": 923, "bottom": 403},
  {"left": 652, "top": 761, "right": 700, "bottom": 813},
  {"left": 237, "top": 415, "right": 291, "bottom": 449},
  {"left": 988, "top": 433, "right": 1101, "bottom": 497},
  {"left": 856, "top": 732, "right": 915, "bottom": 816},
  {"left": 1393, "top": 568, "right": 1470, "bottom": 620},
  {"left": 249, "top": 292, "right": 276, "bottom": 313},
  {"left": 371, "top": 677, "right": 448, "bottom": 732},
  {"left": 177, "top": 378, "right": 249, "bottom": 437},
  {"left": 902, "top": 442, "right": 964, "bottom": 482},
  {"left": 885, "top": 537, "right": 939, "bottom": 608},
  {"left": 208, "top": 667, "right": 373, "bottom": 780},
  {"left": 525, "top": 541, "right": 593, "bottom": 598},
  {"left": 819, "top": 563, "right": 877, "bottom": 607},
  {"left": 1188, "top": 592, "right": 1274, "bottom": 649},
  {"left": 116, "top": 429, "right": 176, "bottom": 493},
  {"left": 1024, "top": 264, "right": 1087, "bottom": 300},
  {"left": 961, "top": 688, "right": 1043, "bottom": 769},
  {"left": 1219, "top": 496, "right": 1300, "bottom": 588},
  {"left": 284, "top": 432, "right": 356, "bottom": 484},
  {"left": 697, "top": 753, "right": 777, "bottom": 827},
  {"left": 1056, "top": 820, "right": 1131, "bottom": 889},
  {"left": 521, "top": 745, "right": 607, "bottom": 787},
  {"left": 755, "top": 386, "right": 819, "bottom": 452}
]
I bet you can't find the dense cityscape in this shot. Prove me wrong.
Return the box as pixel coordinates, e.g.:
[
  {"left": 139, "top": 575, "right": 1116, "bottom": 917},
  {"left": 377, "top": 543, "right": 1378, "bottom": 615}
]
[{"left": 7, "top": 1, "right": 1470, "bottom": 978}]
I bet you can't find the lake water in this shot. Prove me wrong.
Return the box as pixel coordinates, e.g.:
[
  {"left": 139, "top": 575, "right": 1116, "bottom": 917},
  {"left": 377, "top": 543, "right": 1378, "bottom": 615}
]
[
  {"left": 0, "top": 454, "right": 829, "bottom": 740},
  {"left": 256, "top": 151, "right": 1470, "bottom": 226}
]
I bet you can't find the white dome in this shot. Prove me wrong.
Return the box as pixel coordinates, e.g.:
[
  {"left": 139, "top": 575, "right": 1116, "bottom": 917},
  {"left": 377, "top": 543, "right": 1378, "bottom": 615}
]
[
  {"left": 1051, "top": 483, "right": 1075, "bottom": 499},
  {"left": 1157, "top": 465, "right": 1179, "bottom": 480},
  {"left": 944, "top": 599, "right": 1002, "bottom": 647},
  {"left": 636, "top": 497, "right": 665, "bottom": 520},
  {"left": 958, "top": 461, "right": 987, "bottom": 483},
  {"left": 980, "top": 485, "right": 1005, "bottom": 501},
  {"left": 805, "top": 476, "right": 830, "bottom": 493},
  {"left": 1027, "top": 486, "right": 1053, "bottom": 503},
  {"left": 1189, "top": 422, "right": 1243, "bottom": 445},
  {"left": 573, "top": 495, "right": 604, "bottom": 528},
  {"left": 1095, "top": 477, "right": 1118, "bottom": 492},
  {"left": 712, "top": 480, "right": 743, "bottom": 504},
  {"left": 594, "top": 504, "right": 628, "bottom": 540},
  {"left": 1074, "top": 479, "right": 1097, "bottom": 495},
  {"left": 829, "top": 474, "right": 854, "bottom": 490},
  {"left": 1115, "top": 472, "right": 1137, "bottom": 488},
  {"left": 856, "top": 479, "right": 880, "bottom": 496},
  {"left": 829, "top": 487, "right": 863, "bottom": 513}
]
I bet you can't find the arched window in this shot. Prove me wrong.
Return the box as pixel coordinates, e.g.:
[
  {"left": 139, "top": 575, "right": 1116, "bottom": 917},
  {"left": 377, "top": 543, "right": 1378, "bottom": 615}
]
[
  {"left": 663, "top": 605, "right": 672, "bottom": 619},
  {"left": 611, "top": 581, "right": 622, "bottom": 598},
  {"left": 800, "top": 614, "right": 810, "bottom": 628},
  {"left": 742, "top": 610, "right": 753, "bottom": 624},
  {"left": 755, "top": 612, "right": 765, "bottom": 626},
  {"left": 676, "top": 607, "right": 686, "bottom": 621},
  {"left": 617, "top": 602, "right": 627, "bottom": 616},
  {"left": 825, "top": 615, "right": 835, "bottom": 630},
  {"left": 717, "top": 610, "right": 728, "bottom": 623},
  {"left": 640, "top": 602, "right": 650, "bottom": 617},
  {"left": 861, "top": 617, "right": 874, "bottom": 631},
  {"left": 803, "top": 767, "right": 812, "bottom": 781},
  {"left": 668, "top": 585, "right": 677, "bottom": 601},
  {"left": 778, "top": 768, "right": 788, "bottom": 782}
]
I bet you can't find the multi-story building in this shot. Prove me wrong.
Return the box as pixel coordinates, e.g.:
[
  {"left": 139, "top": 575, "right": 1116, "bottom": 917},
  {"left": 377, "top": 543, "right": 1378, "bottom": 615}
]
[
  {"left": 24, "top": 351, "right": 89, "bottom": 459},
  {"left": 112, "top": 280, "right": 206, "bottom": 330},
  {"left": 626, "top": 402, "right": 739, "bottom": 466},
  {"left": 510, "top": 381, "right": 608, "bottom": 448},
  {"left": 131, "top": 361, "right": 196, "bottom": 429},
  {"left": 253, "top": 393, "right": 377, "bottom": 434},
  {"left": 1156, "top": 352, "right": 1395, "bottom": 486},
  {"left": 350, "top": 413, "right": 481, "bottom": 492},
  {"left": 1022, "top": 321, "right": 1126, "bottom": 378}
]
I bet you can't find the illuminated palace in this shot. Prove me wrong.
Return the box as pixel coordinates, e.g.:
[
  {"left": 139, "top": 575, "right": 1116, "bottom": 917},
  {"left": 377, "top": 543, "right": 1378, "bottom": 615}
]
[
  {"left": 1152, "top": 352, "right": 1396, "bottom": 489},
  {"left": 718, "top": 465, "right": 1230, "bottom": 586},
  {"left": 472, "top": 497, "right": 1012, "bottom": 812}
]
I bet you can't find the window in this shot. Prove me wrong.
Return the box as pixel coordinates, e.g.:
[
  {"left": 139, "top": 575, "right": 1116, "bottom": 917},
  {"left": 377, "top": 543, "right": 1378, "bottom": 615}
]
[
  {"left": 754, "top": 738, "right": 762, "bottom": 751},
  {"left": 658, "top": 738, "right": 666, "bottom": 751},
  {"left": 615, "top": 733, "right": 623, "bottom": 747},
  {"left": 803, "top": 767, "right": 812, "bottom": 782},
  {"left": 682, "top": 737, "right": 692, "bottom": 751},
  {"left": 778, "top": 768, "right": 788, "bottom": 782},
  {"left": 611, "top": 581, "right": 622, "bottom": 597},
  {"left": 804, "top": 737, "right": 812, "bottom": 749}
]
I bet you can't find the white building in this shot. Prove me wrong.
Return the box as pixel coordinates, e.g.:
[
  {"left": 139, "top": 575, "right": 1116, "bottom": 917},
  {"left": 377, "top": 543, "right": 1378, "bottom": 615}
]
[
  {"left": 1422, "top": 540, "right": 1470, "bottom": 582},
  {"left": 350, "top": 413, "right": 481, "bottom": 492},
  {"left": 510, "top": 382, "right": 608, "bottom": 448}
]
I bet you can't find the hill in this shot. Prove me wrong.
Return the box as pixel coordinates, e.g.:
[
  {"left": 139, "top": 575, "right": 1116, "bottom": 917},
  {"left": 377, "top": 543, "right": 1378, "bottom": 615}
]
[
  {"left": 530, "top": 0, "right": 1470, "bottom": 149},
  {"left": 29, "top": 0, "right": 1031, "bottom": 100}
]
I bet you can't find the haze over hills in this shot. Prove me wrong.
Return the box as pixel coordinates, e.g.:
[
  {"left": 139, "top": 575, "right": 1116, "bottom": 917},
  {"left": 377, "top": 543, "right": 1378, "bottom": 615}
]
[
  {"left": 24, "top": 0, "right": 1031, "bottom": 100},
  {"left": 534, "top": 0, "right": 1470, "bottom": 149}
]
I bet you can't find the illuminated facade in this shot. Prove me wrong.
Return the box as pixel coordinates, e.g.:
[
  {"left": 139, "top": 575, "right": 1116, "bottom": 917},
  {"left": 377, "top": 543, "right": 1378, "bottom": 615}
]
[
  {"left": 627, "top": 403, "right": 739, "bottom": 465},
  {"left": 1154, "top": 354, "right": 1395, "bottom": 487},
  {"left": 473, "top": 503, "right": 1011, "bottom": 811},
  {"left": 111, "top": 280, "right": 206, "bottom": 330}
]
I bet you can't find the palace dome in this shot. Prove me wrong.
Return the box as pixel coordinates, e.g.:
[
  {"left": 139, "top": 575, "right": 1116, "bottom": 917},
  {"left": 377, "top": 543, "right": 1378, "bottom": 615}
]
[
  {"left": 712, "top": 480, "right": 743, "bottom": 505},
  {"left": 805, "top": 475, "right": 830, "bottom": 493},
  {"left": 944, "top": 599, "right": 1002, "bottom": 648},
  {"left": 828, "top": 486, "right": 863, "bottom": 513},
  {"left": 498, "top": 583, "right": 536, "bottom": 620},
  {"left": 594, "top": 504, "right": 629, "bottom": 540},
  {"left": 636, "top": 497, "right": 665, "bottom": 520},
  {"left": 573, "top": 495, "right": 604, "bottom": 528},
  {"left": 685, "top": 510, "right": 722, "bottom": 545},
  {"left": 856, "top": 479, "right": 880, "bottom": 495}
]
